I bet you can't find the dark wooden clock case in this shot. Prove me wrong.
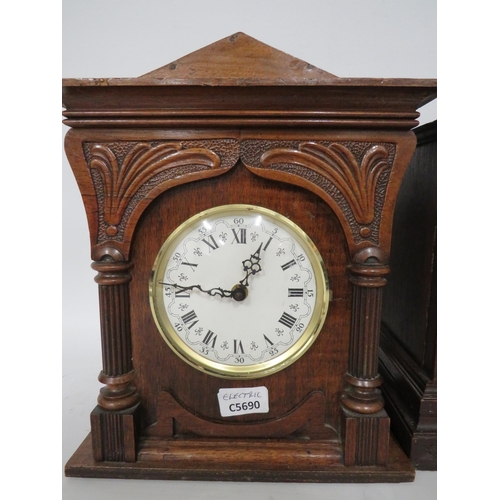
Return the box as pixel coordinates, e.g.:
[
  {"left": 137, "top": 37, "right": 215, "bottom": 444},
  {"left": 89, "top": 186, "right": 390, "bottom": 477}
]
[
  {"left": 62, "top": 33, "right": 437, "bottom": 482},
  {"left": 380, "top": 121, "right": 437, "bottom": 470}
]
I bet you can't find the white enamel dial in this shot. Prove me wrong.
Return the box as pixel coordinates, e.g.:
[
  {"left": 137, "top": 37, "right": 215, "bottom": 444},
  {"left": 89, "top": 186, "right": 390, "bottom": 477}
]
[{"left": 149, "top": 205, "right": 329, "bottom": 379}]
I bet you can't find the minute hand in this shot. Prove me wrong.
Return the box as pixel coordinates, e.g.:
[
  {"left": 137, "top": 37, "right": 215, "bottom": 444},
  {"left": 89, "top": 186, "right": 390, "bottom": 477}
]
[{"left": 160, "top": 283, "right": 233, "bottom": 298}]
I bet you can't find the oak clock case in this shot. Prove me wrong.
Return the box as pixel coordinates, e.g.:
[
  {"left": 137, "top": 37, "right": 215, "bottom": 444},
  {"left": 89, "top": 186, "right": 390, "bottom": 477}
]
[
  {"left": 149, "top": 204, "right": 329, "bottom": 379},
  {"left": 62, "top": 32, "right": 437, "bottom": 482}
]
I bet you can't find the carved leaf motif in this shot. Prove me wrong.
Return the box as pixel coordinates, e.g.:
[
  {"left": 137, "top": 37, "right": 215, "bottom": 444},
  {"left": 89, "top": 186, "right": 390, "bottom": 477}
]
[
  {"left": 88, "top": 142, "right": 221, "bottom": 226},
  {"left": 261, "top": 142, "right": 390, "bottom": 225}
]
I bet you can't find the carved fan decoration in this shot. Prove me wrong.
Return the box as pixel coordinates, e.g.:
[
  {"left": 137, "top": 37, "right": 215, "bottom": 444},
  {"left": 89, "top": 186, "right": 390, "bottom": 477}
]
[
  {"left": 80, "top": 139, "right": 239, "bottom": 259},
  {"left": 261, "top": 142, "right": 390, "bottom": 226},
  {"left": 87, "top": 142, "right": 221, "bottom": 237}
]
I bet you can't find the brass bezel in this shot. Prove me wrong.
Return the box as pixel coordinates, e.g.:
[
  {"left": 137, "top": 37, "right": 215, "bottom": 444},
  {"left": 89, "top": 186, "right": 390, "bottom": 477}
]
[{"left": 149, "top": 204, "right": 329, "bottom": 379}]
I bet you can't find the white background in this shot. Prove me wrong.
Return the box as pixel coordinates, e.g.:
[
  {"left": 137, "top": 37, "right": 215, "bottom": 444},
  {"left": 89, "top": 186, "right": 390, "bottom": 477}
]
[
  {"left": 60, "top": 1, "right": 437, "bottom": 499},
  {"left": 14, "top": 1, "right": 500, "bottom": 499}
]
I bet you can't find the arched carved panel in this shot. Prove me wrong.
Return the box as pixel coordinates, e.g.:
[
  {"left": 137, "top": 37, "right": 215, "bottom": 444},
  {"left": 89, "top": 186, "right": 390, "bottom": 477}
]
[
  {"left": 240, "top": 140, "right": 397, "bottom": 252},
  {"left": 81, "top": 139, "right": 239, "bottom": 260}
]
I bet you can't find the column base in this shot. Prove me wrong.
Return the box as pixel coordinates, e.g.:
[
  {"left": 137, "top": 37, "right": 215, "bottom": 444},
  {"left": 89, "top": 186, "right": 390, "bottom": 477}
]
[
  {"left": 90, "top": 403, "right": 141, "bottom": 462},
  {"left": 342, "top": 407, "right": 390, "bottom": 466}
]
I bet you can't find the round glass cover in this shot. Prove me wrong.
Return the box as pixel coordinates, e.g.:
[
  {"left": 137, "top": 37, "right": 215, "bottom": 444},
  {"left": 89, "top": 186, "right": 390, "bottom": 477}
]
[{"left": 149, "top": 205, "right": 329, "bottom": 379}]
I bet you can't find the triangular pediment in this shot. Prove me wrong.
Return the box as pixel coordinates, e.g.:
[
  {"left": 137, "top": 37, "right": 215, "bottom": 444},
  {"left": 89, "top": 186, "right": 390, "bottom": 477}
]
[{"left": 139, "top": 32, "right": 338, "bottom": 85}]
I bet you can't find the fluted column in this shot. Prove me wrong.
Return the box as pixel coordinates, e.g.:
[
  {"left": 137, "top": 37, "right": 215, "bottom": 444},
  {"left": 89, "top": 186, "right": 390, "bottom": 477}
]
[
  {"left": 89, "top": 259, "right": 140, "bottom": 462},
  {"left": 341, "top": 247, "right": 390, "bottom": 466}
]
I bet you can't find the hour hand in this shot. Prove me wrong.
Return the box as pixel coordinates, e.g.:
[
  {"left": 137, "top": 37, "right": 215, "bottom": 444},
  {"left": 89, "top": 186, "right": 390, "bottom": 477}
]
[{"left": 240, "top": 242, "right": 263, "bottom": 287}]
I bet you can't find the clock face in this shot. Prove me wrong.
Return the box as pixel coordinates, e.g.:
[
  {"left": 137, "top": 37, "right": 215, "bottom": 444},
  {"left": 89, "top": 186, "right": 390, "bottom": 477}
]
[{"left": 149, "top": 205, "right": 329, "bottom": 379}]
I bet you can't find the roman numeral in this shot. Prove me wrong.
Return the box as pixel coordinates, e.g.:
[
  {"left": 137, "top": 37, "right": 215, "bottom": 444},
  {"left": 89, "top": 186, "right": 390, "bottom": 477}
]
[
  {"left": 263, "top": 335, "right": 274, "bottom": 348},
  {"left": 175, "top": 290, "right": 191, "bottom": 298},
  {"left": 288, "top": 288, "right": 304, "bottom": 297},
  {"left": 202, "top": 330, "right": 217, "bottom": 348},
  {"left": 181, "top": 310, "right": 199, "bottom": 329},
  {"left": 201, "top": 234, "right": 219, "bottom": 252},
  {"left": 263, "top": 236, "right": 273, "bottom": 251},
  {"left": 281, "top": 259, "right": 297, "bottom": 271},
  {"left": 278, "top": 312, "right": 297, "bottom": 329},
  {"left": 233, "top": 339, "right": 244, "bottom": 354},
  {"left": 181, "top": 261, "right": 198, "bottom": 271},
  {"left": 231, "top": 228, "right": 247, "bottom": 244}
]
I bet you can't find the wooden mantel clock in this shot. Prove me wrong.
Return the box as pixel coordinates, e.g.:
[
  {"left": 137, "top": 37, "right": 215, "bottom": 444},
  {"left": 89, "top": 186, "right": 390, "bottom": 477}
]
[{"left": 62, "top": 33, "right": 436, "bottom": 482}]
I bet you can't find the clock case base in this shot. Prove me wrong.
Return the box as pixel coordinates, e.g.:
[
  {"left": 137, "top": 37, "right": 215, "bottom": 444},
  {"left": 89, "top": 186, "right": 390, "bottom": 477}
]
[{"left": 65, "top": 433, "right": 414, "bottom": 482}]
